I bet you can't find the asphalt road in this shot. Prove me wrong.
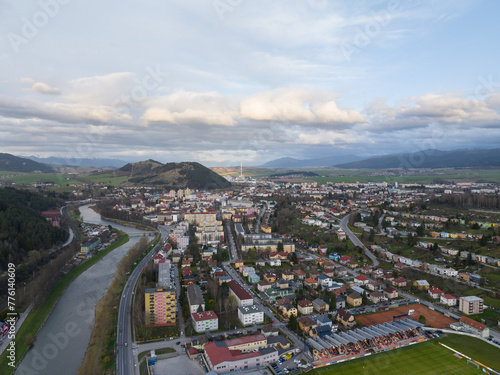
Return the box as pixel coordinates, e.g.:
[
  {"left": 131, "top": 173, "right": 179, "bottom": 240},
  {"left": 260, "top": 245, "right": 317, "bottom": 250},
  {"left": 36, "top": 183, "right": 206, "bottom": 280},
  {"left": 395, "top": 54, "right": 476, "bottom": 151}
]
[
  {"left": 116, "top": 226, "right": 166, "bottom": 375},
  {"left": 340, "top": 214, "right": 380, "bottom": 267}
]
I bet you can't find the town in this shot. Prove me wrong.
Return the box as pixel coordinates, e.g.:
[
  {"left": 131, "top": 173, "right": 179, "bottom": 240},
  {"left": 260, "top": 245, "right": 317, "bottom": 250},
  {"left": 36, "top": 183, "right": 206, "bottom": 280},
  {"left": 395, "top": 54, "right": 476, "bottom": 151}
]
[{"left": 87, "top": 178, "right": 500, "bottom": 374}]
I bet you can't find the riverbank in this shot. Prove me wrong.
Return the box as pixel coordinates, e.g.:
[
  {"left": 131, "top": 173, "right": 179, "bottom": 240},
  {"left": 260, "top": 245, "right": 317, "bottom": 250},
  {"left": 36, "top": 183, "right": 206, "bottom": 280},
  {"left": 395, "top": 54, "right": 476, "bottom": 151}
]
[
  {"left": 0, "top": 231, "right": 129, "bottom": 374},
  {"left": 79, "top": 233, "right": 160, "bottom": 374},
  {"left": 89, "top": 205, "right": 157, "bottom": 232}
]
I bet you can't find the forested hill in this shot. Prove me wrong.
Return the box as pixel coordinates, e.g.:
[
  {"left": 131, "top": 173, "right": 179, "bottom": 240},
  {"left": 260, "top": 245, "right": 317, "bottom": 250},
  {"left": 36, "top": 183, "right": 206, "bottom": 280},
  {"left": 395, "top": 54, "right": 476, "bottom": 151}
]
[
  {"left": 0, "top": 188, "right": 66, "bottom": 272},
  {"left": 115, "top": 160, "right": 231, "bottom": 189},
  {"left": 0, "top": 153, "right": 55, "bottom": 173}
]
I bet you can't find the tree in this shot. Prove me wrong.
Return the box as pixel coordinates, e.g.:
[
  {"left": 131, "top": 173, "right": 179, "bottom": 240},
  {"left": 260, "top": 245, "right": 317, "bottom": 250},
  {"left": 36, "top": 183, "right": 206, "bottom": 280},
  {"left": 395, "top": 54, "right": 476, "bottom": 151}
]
[
  {"left": 277, "top": 242, "right": 284, "bottom": 252},
  {"left": 479, "top": 235, "right": 488, "bottom": 247},
  {"left": 416, "top": 222, "right": 425, "bottom": 237},
  {"left": 290, "top": 252, "right": 298, "bottom": 265},
  {"left": 418, "top": 315, "right": 427, "bottom": 325},
  {"left": 329, "top": 294, "right": 337, "bottom": 309},
  {"left": 227, "top": 294, "right": 238, "bottom": 311},
  {"left": 288, "top": 314, "right": 298, "bottom": 332},
  {"left": 369, "top": 229, "right": 375, "bottom": 242}
]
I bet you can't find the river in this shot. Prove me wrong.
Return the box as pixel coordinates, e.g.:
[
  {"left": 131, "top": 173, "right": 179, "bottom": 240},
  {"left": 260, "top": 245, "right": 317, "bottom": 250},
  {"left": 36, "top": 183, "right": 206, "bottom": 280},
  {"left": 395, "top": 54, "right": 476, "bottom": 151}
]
[{"left": 16, "top": 205, "right": 143, "bottom": 375}]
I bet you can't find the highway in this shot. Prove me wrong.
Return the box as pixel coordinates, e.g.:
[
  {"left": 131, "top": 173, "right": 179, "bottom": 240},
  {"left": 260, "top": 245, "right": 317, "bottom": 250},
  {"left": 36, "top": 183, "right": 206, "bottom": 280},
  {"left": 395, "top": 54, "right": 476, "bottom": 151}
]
[
  {"left": 340, "top": 213, "right": 379, "bottom": 267},
  {"left": 116, "top": 226, "right": 166, "bottom": 375}
]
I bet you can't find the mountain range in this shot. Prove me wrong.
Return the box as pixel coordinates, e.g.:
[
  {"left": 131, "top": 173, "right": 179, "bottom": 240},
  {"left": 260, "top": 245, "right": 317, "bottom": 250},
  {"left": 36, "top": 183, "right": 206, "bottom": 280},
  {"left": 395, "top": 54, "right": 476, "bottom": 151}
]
[
  {"left": 0, "top": 153, "right": 55, "bottom": 173},
  {"left": 336, "top": 148, "right": 500, "bottom": 169},
  {"left": 25, "top": 156, "right": 128, "bottom": 169},
  {"left": 260, "top": 154, "right": 362, "bottom": 168}
]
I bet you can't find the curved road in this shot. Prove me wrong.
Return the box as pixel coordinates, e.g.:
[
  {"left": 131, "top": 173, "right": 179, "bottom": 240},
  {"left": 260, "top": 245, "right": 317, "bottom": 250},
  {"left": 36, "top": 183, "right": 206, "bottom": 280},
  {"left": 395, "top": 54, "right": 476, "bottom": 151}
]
[{"left": 340, "top": 214, "right": 379, "bottom": 267}]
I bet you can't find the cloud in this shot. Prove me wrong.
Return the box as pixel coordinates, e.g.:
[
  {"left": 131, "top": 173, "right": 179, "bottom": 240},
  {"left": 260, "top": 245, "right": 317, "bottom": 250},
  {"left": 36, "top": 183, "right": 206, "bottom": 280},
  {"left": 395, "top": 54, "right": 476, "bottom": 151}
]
[
  {"left": 21, "top": 78, "right": 61, "bottom": 95},
  {"left": 400, "top": 93, "right": 500, "bottom": 123},
  {"left": 141, "top": 91, "right": 238, "bottom": 126},
  {"left": 239, "top": 88, "right": 365, "bottom": 124}
]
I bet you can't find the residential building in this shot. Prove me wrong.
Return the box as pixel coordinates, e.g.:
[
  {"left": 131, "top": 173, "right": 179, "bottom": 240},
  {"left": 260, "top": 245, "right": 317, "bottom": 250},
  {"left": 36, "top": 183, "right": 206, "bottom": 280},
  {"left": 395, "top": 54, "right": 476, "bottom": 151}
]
[
  {"left": 238, "top": 305, "right": 264, "bottom": 326},
  {"left": 187, "top": 284, "right": 205, "bottom": 313},
  {"left": 298, "top": 316, "right": 316, "bottom": 334},
  {"left": 297, "top": 299, "right": 314, "bottom": 315},
  {"left": 228, "top": 280, "right": 253, "bottom": 307},
  {"left": 282, "top": 303, "right": 298, "bottom": 318},
  {"left": 335, "top": 296, "right": 346, "bottom": 309},
  {"left": 413, "top": 280, "right": 430, "bottom": 290},
  {"left": 145, "top": 287, "right": 176, "bottom": 326},
  {"left": 337, "top": 308, "right": 355, "bottom": 328},
  {"left": 428, "top": 287, "right": 444, "bottom": 299},
  {"left": 384, "top": 287, "right": 398, "bottom": 299},
  {"left": 459, "top": 316, "right": 489, "bottom": 338},
  {"left": 192, "top": 310, "right": 218, "bottom": 333},
  {"left": 347, "top": 292, "right": 362, "bottom": 307},
  {"left": 312, "top": 298, "right": 329, "bottom": 313},
  {"left": 440, "top": 294, "right": 457, "bottom": 306},
  {"left": 459, "top": 296, "right": 484, "bottom": 315}
]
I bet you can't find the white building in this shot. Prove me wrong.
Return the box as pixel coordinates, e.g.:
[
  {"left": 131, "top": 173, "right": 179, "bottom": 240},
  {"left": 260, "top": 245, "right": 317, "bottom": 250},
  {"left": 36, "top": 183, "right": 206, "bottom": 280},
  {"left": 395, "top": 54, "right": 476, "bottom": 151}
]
[
  {"left": 177, "top": 235, "right": 189, "bottom": 250},
  {"left": 192, "top": 310, "right": 218, "bottom": 333},
  {"left": 238, "top": 305, "right": 264, "bottom": 326}
]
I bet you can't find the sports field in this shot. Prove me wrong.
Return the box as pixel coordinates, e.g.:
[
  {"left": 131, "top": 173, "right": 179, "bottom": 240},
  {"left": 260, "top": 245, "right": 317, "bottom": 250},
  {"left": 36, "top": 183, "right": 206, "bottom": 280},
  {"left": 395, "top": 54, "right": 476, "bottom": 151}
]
[
  {"left": 308, "top": 340, "right": 483, "bottom": 375},
  {"left": 358, "top": 304, "right": 455, "bottom": 328}
]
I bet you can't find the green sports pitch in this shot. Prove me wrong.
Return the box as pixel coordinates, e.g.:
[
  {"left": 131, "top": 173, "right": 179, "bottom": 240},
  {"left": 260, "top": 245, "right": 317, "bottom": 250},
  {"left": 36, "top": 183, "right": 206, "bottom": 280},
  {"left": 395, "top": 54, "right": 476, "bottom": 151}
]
[{"left": 308, "top": 341, "right": 485, "bottom": 375}]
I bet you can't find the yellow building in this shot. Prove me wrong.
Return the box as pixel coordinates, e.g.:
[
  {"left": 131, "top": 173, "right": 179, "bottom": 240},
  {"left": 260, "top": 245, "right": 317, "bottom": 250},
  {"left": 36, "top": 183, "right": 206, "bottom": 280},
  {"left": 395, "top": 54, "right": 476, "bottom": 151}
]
[
  {"left": 184, "top": 212, "right": 217, "bottom": 224},
  {"left": 145, "top": 287, "right": 176, "bottom": 326},
  {"left": 282, "top": 303, "right": 298, "bottom": 318},
  {"left": 347, "top": 292, "right": 362, "bottom": 307}
]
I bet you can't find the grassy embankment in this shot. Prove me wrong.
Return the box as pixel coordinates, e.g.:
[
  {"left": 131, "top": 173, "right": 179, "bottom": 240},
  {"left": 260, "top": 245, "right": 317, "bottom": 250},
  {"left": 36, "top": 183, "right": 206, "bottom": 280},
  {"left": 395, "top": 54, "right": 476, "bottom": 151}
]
[
  {"left": 0, "top": 231, "right": 129, "bottom": 375},
  {"left": 79, "top": 233, "right": 160, "bottom": 375}
]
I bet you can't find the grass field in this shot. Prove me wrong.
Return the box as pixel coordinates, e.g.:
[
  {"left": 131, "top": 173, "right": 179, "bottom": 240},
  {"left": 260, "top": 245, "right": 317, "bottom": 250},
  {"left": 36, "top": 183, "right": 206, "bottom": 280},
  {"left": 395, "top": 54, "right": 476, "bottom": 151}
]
[
  {"left": 308, "top": 340, "right": 486, "bottom": 375},
  {"left": 0, "top": 172, "right": 82, "bottom": 185},
  {"left": 438, "top": 335, "right": 500, "bottom": 369}
]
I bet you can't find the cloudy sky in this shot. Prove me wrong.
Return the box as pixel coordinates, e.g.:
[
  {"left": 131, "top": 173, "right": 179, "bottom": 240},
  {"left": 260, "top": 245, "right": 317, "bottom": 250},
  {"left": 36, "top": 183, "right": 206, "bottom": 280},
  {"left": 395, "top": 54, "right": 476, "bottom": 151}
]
[{"left": 1, "top": 0, "right": 499, "bottom": 166}]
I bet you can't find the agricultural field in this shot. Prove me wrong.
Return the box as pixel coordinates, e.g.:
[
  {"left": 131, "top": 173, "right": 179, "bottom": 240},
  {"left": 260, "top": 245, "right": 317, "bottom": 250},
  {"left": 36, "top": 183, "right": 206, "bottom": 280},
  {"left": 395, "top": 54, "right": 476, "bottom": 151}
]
[
  {"left": 0, "top": 172, "right": 82, "bottom": 185},
  {"left": 308, "top": 339, "right": 490, "bottom": 375}
]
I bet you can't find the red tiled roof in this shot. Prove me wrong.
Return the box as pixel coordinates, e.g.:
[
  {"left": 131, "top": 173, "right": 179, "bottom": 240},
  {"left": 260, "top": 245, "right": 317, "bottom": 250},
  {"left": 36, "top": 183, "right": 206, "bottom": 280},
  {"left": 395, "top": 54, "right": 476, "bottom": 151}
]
[
  {"left": 429, "top": 287, "right": 443, "bottom": 294},
  {"left": 204, "top": 342, "right": 261, "bottom": 367},
  {"left": 192, "top": 310, "right": 218, "bottom": 322},
  {"left": 460, "top": 316, "right": 486, "bottom": 331},
  {"left": 441, "top": 294, "right": 456, "bottom": 300},
  {"left": 225, "top": 334, "right": 266, "bottom": 348},
  {"left": 298, "top": 299, "right": 313, "bottom": 307},
  {"left": 354, "top": 275, "right": 369, "bottom": 281},
  {"left": 228, "top": 280, "right": 252, "bottom": 301}
]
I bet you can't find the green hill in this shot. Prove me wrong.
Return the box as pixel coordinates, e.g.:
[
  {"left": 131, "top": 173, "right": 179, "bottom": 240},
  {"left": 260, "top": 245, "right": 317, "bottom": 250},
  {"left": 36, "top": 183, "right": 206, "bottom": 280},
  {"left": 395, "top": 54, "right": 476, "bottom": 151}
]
[
  {"left": 0, "top": 153, "right": 55, "bottom": 173},
  {"left": 115, "top": 160, "right": 231, "bottom": 189}
]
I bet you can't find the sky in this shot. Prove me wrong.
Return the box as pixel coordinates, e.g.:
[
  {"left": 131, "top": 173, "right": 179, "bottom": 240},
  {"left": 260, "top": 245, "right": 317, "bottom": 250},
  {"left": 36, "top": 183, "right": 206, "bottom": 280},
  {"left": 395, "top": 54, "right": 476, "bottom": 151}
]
[{"left": 0, "top": 0, "right": 500, "bottom": 167}]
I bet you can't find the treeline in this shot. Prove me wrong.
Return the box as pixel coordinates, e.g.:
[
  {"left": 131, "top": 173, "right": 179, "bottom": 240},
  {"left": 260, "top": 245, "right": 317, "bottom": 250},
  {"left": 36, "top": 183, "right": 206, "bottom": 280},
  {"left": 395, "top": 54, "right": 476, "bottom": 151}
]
[
  {"left": 271, "top": 195, "right": 298, "bottom": 233},
  {"left": 96, "top": 199, "right": 158, "bottom": 228},
  {"left": 431, "top": 193, "right": 500, "bottom": 210},
  {"left": 79, "top": 237, "right": 150, "bottom": 375},
  {"left": 0, "top": 187, "right": 66, "bottom": 271}
]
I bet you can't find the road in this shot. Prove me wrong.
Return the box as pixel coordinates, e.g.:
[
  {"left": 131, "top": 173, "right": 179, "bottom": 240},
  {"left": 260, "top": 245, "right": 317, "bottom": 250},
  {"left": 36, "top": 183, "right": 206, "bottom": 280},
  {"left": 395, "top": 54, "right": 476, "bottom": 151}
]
[
  {"left": 225, "top": 221, "right": 238, "bottom": 260},
  {"left": 340, "top": 214, "right": 379, "bottom": 267},
  {"left": 254, "top": 202, "right": 267, "bottom": 233},
  {"left": 378, "top": 213, "right": 386, "bottom": 235},
  {"left": 116, "top": 226, "right": 166, "bottom": 375}
]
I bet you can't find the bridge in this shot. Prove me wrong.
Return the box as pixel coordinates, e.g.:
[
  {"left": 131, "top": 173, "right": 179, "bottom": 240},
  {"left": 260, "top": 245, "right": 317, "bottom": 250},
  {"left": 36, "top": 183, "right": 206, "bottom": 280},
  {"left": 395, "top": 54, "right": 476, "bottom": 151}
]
[{"left": 127, "top": 231, "right": 157, "bottom": 237}]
